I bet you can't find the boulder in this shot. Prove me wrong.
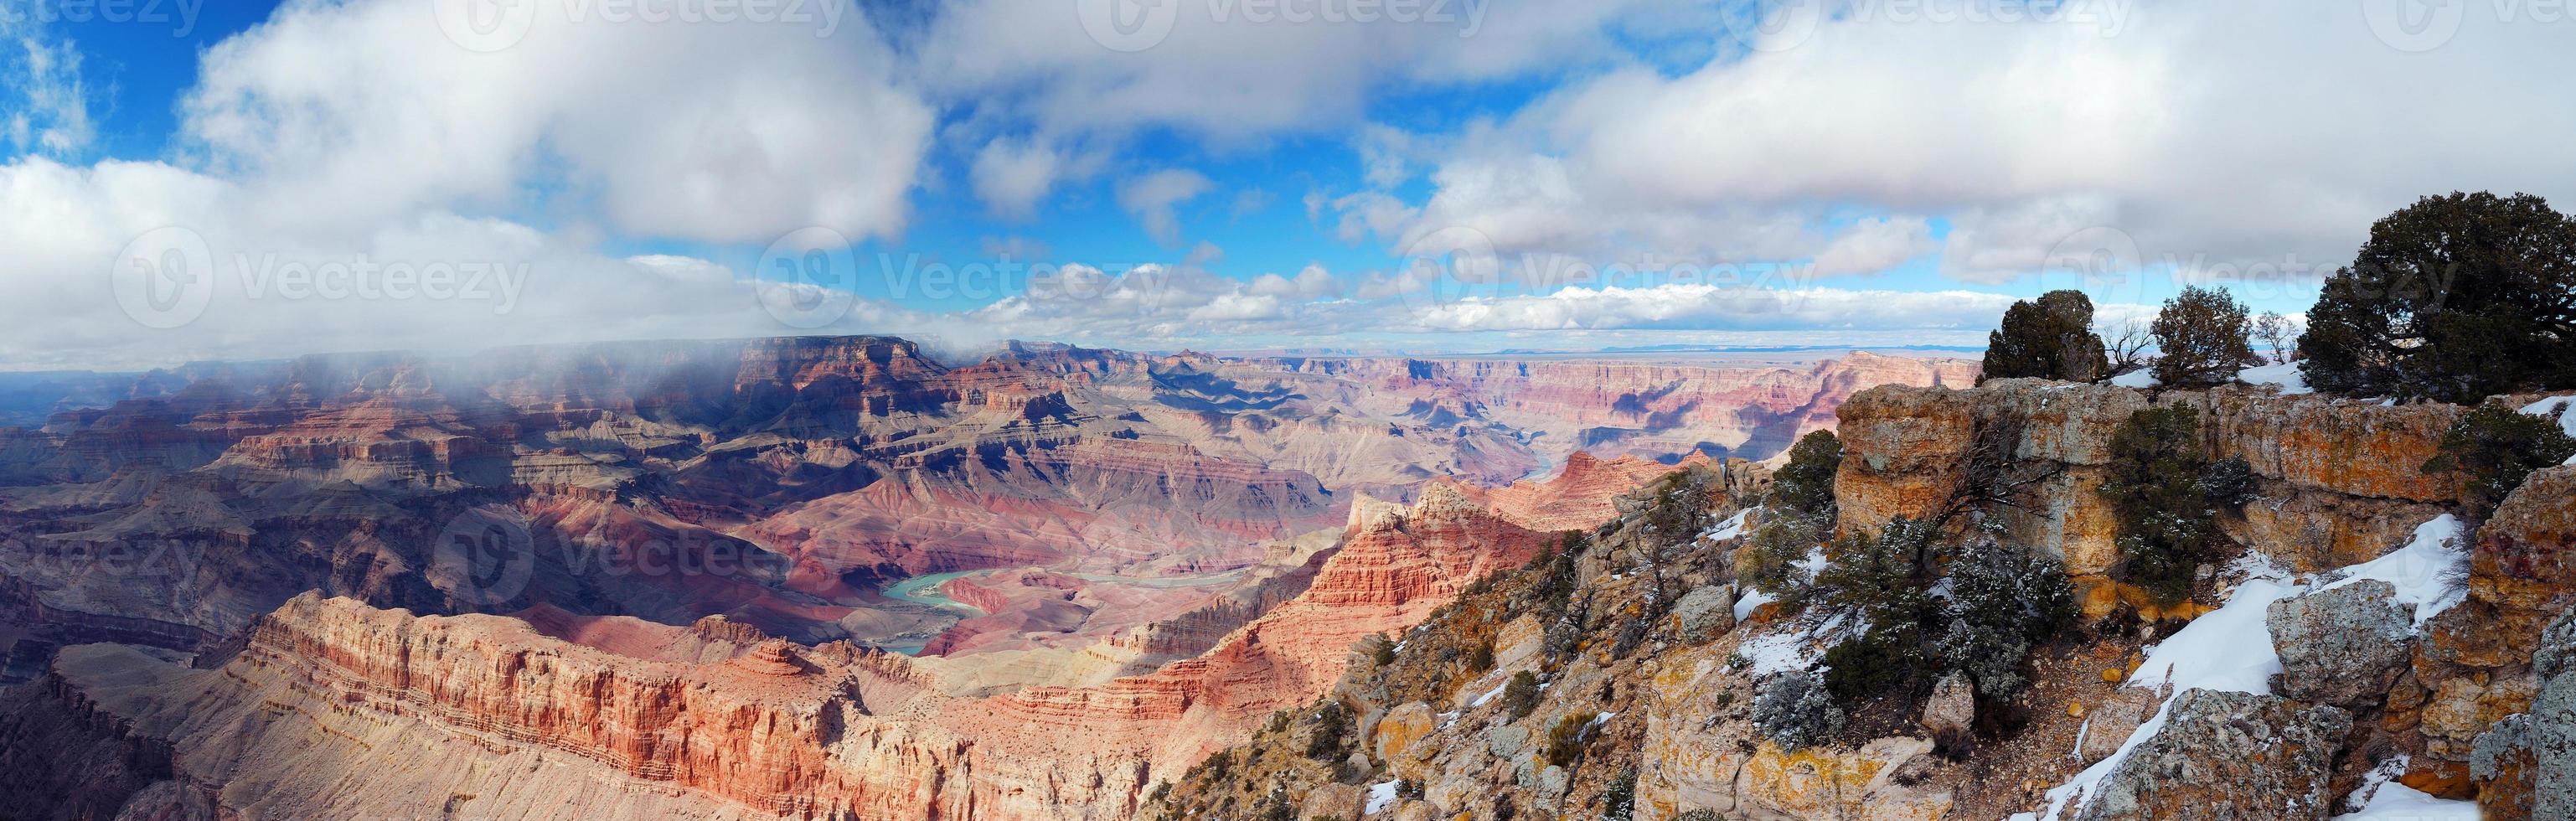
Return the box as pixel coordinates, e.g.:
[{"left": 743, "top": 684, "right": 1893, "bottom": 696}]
[
  {"left": 2266, "top": 580, "right": 2415, "bottom": 707},
  {"left": 1301, "top": 782, "right": 1364, "bottom": 819},
  {"left": 2075, "top": 689, "right": 2351, "bottom": 821},
  {"left": 2079, "top": 689, "right": 2162, "bottom": 766},
  {"left": 1921, "top": 673, "right": 1975, "bottom": 749},
  {"left": 1374, "top": 702, "right": 1438, "bottom": 779},
  {"left": 1536, "top": 764, "right": 1570, "bottom": 801},
  {"left": 1673, "top": 586, "right": 1737, "bottom": 642},
  {"left": 1487, "top": 723, "right": 1529, "bottom": 760},
  {"left": 1735, "top": 737, "right": 1951, "bottom": 821}
]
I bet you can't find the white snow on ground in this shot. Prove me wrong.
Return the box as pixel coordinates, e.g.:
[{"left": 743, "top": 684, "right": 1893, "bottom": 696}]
[
  {"left": 2238, "top": 362, "right": 2314, "bottom": 395},
  {"left": 2333, "top": 782, "right": 2481, "bottom": 820},
  {"left": 2522, "top": 395, "right": 2576, "bottom": 463},
  {"left": 2315, "top": 514, "right": 2469, "bottom": 628},
  {"left": 2015, "top": 514, "right": 2470, "bottom": 821},
  {"left": 1794, "top": 547, "right": 1829, "bottom": 580},
  {"left": 1365, "top": 781, "right": 1400, "bottom": 814},
  {"left": 1736, "top": 627, "right": 1820, "bottom": 677},
  {"left": 1733, "top": 586, "right": 1776, "bottom": 622},
  {"left": 2110, "top": 369, "right": 2159, "bottom": 389},
  {"left": 2126, "top": 571, "right": 2300, "bottom": 696},
  {"left": 2013, "top": 560, "right": 2300, "bottom": 821},
  {"left": 1470, "top": 679, "right": 1510, "bottom": 707},
  {"left": 1705, "top": 509, "right": 1755, "bottom": 541}
]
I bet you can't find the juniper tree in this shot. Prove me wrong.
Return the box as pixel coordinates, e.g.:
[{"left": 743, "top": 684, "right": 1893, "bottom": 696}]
[
  {"left": 1982, "top": 290, "right": 2110, "bottom": 383},
  {"left": 2300, "top": 192, "right": 2576, "bottom": 403}
]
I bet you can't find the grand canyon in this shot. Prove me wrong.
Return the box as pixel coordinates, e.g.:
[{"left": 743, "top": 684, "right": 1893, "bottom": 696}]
[
  {"left": 7, "top": 3, "right": 2568, "bottom": 819},
  {"left": 0, "top": 337, "right": 1970, "bottom": 818}
]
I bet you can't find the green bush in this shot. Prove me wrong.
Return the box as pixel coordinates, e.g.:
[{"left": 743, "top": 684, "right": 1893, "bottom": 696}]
[
  {"left": 2301, "top": 192, "right": 2576, "bottom": 403},
  {"left": 1543, "top": 713, "right": 1593, "bottom": 766},
  {"left": 1813, "top": 517, "right": 1939, "bottom": 700},
  {"left": 1751, "top": 671, "right": 1845, "bottom": 750},
  {"left": 1305, "top": 701, "right": 1350, "bottom": 760},
  {"left": 1769, "top": 430, "right": 1844, "bottom": 516},
  {"left": 1501, "top": 671, "right": 1541, "bottom": 720},
  {"left": 1736, "top": 512, "right": 1825, "bottom": 611},
  {"left": 1370, "top": 636, "right": 1396, "bottom": 668},
  {"left": 1468, "top": 641, "right": 1495, "bottom": 674},
  {"left": 2150, "top": 285, "right": 2264, "bottom": 389},
  {"left": 1603, "top": 768, "right": 1639, "bottom": 821},
  {"left": 2098, "top": 405, "right": 2232, "bottom": 607},
  {"left": 1937, "top": 537, "right": 2077, "bottom": 698},
  {"left": 2424, "top": 400, "right": 2576, "bottom": 514},
  {"left": 2201, "top": 457, "right": 2259, "bottom": 507},
  {"left": 1982, "top": 290, "right": 2109, "bottom": 384}
]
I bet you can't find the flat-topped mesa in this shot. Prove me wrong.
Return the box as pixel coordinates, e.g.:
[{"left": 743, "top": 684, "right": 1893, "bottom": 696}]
[
  {"left": 1447, "top": 450, "right": 1743, "bottom": 532},
  {"left": 732, "top": 335, "right": 946, "bottom": 389},
  {"left": 1833, "top": 379, "right": 2472, "bottom": 614}
]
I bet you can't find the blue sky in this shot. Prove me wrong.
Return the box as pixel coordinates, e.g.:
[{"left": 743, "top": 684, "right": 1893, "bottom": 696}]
[{"left": 1, "top": 0, "right": 2568, "bottom": 368}]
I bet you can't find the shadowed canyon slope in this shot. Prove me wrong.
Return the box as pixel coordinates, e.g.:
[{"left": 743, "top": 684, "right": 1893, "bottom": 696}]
[{"left": 0, "top": 336, "right": 1963, "bottom": 819}]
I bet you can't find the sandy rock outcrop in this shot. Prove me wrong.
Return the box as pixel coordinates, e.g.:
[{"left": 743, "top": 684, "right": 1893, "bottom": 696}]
[{"left": 1835, "top": 380, "right": 2468, "bottom": 612}]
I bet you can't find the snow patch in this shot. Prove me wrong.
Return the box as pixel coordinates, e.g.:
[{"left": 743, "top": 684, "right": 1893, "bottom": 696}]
[
  {"left": 1733, "top": 586, "right": 1776, "bottom": 622},
  {"left": 2315, "top": 514, "right": 2469, "bottom": 629},
  {"left": 1365, "top": 781, "right": 1400, "bottom": 814},
  {"left": 1470, "top": 679, "right": 1510, "bottom": 708},
  {"left": 1793, "top": 546, "right": 1828, "bottom": 580},
  {"left": 2333, "top": 782, "right": 2480, "bottom": 820},
  {"left": 2238, "top": 362, "right": 2313, "bottom": 395},
  {"left": 1705, "top": 508, "right": 1755, "bottom": 541},
  {"left": 2110, "top": 369, "right": 2159, "bottom": 389}
]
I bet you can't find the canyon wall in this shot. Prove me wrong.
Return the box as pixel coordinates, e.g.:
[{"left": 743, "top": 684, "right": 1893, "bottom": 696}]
[
  {"left": 1835, "top": 378, "right": 2574, "bottom": 814},
  {"left": 1835, "top": 379, "right": 2468, "bottom": 614}
]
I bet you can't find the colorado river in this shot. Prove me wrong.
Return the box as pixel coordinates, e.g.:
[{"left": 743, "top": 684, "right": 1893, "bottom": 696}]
[{"left": 878, "top": 570, "right": 989, "bottom": 617}]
